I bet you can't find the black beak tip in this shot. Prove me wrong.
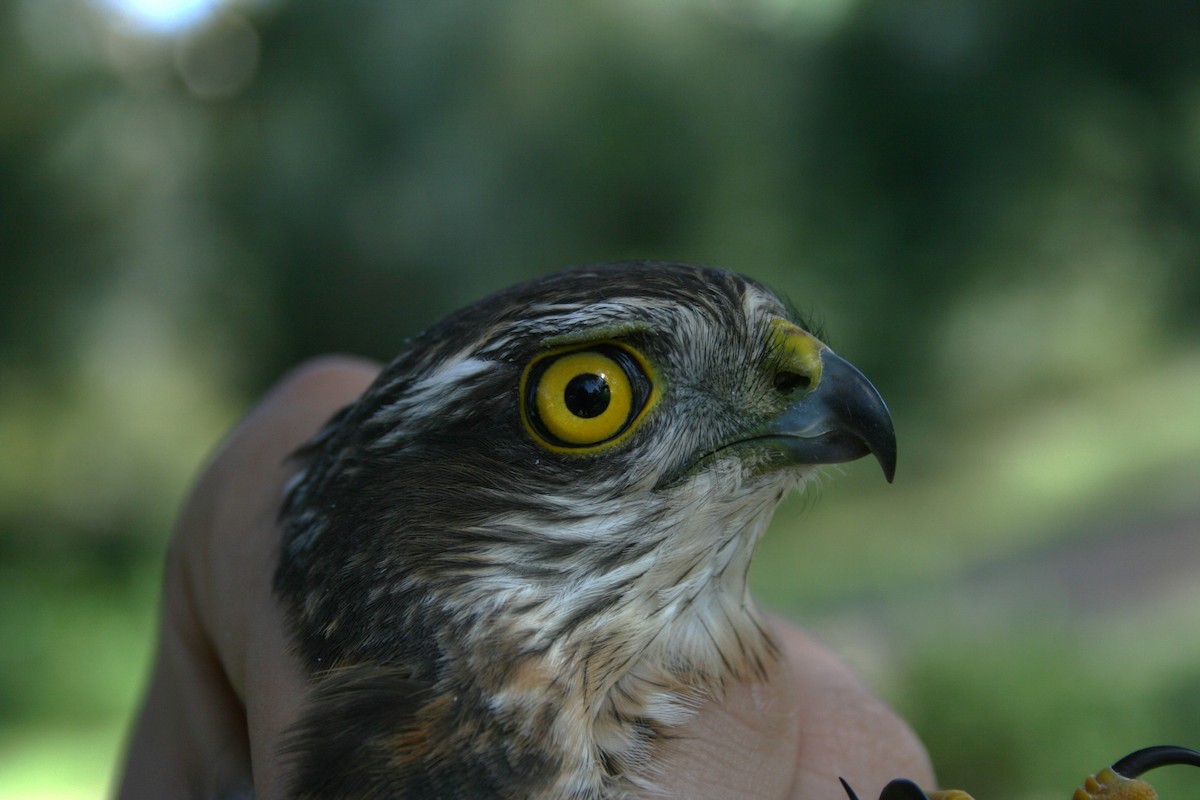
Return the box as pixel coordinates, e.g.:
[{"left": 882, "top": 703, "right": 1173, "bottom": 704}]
[
  {"left": 881, "top": 453, "right": 897, "bottom": 484},
  {"left": 864, "top": 416, "right": 897, "bottom": 484},
  {"left": 877, "top": 432, "right": 897, "bottom": 484}
]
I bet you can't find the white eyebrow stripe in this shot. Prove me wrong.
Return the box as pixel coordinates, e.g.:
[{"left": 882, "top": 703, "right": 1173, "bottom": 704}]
[
  {"left": 367, "top": 353, "right": 493, "bottom": 447},
  {"left": 490, "top": 300, "right": 676, "bottom": 350}
]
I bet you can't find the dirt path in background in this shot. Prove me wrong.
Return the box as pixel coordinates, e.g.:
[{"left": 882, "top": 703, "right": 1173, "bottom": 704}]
[
  {"left": 961, "top": 506, "right": 1200, "bottom": 617},
  {"left": 815, "top": 506, "right": 1200, "bottom": 625}
]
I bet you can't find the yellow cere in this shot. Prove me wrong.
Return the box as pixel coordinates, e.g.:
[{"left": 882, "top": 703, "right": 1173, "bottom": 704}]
[
  {"left": 769, "top": 319, "right": 825, "bottom": 389},
  {"left": 536, "top": 350, "right": 633, "bottom": 445}
]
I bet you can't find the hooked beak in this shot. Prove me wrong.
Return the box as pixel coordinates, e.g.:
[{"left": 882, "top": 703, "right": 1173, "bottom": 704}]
[
  {"left": 665, "top": 327, "right": 898, "bottom": 488},
  {"left": 762, "top": 346, "right": 897, "bottom": 483}
]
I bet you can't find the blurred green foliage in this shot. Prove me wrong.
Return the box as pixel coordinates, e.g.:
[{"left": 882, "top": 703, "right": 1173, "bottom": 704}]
[{"left": 1, "top": 0, "right": 1198, "bottom": 797}]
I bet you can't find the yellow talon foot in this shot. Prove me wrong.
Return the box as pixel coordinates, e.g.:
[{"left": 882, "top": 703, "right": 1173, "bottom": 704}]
[{"left": 1072, "top": 767, "right": 1158, "bottom": 800}]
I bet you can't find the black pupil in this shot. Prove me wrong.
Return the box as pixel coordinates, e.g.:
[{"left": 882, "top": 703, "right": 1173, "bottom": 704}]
[{"left": 564, "top": 373, "right": 611, "bottom": 418}]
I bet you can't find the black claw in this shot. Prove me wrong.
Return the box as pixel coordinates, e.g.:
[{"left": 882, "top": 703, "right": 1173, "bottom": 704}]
[
  {"left": 840, "top": 777, "right": 931, "bottom": 800},
  {"left": 841, "top": 744, "right": 1200, "bottom": 800},
  {"left": 878, "top": 779, "right": 933, "bottom": 800},
  {"left": 1111, "top": 744, "right": 1200, "bottom": 779}
]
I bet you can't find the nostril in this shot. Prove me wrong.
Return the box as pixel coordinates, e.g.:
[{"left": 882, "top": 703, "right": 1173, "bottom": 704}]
[{"left": 773, "top": 370, "right": 812, "bottom": 395}]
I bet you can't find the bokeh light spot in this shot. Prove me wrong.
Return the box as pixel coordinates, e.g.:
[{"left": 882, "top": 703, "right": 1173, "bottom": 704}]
[
  {"left": 175, "top": 13, "right": 260, "bottom": 99},
  {"left": 98, "top": 0, "right": 223, "bottom": 34}
]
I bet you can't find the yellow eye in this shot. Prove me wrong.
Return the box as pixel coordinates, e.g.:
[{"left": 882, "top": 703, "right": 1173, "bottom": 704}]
[{"left": 521, "top": 342, "right": 657, "bottom": 452}]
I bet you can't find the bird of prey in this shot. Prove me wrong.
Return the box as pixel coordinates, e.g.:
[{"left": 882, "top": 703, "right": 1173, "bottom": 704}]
[{"left": 275, "top": 261, "right": 897, "bottom": 799}]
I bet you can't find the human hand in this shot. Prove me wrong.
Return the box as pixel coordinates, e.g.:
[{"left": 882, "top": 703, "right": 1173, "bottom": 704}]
[{"left": 116, "top": 357, "right": 935, "bottom": 799}]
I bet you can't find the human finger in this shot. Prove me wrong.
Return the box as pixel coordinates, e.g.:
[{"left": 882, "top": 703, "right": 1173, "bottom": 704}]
[{"left": 117, "top": 357, "right": 380, "bottom": 799}]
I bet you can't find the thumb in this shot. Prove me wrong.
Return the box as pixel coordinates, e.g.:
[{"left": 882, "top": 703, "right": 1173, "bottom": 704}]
[
  {"left": 655, "top": 644, "right": 802, "bottom": 799},
  {"left": 659, "top": 617, "right": 937, "bottom": 800}
]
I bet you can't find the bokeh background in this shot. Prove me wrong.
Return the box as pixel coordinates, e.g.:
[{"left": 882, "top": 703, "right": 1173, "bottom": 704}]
[{"left": 2, "top": 0, "right": 1199, "bottom": 797}]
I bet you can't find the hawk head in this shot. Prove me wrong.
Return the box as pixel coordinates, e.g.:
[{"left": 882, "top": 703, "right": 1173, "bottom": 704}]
[{"left": 276, "top": 261, "right": 895, "bottom": 799}]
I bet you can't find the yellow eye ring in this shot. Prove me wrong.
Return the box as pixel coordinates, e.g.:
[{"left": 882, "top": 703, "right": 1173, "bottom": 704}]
[{"left": 521, "top": 342, "right": 657, "bottom": 452}]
